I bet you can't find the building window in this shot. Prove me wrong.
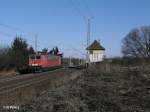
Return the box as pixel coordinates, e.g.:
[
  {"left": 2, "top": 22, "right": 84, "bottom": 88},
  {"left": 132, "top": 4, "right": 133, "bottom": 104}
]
[
  {"left": 93, "top": 53, "right": 97, "bottom": 60},
  {"left": 89, "top": 50, "right": 93, "bottom": 54}
]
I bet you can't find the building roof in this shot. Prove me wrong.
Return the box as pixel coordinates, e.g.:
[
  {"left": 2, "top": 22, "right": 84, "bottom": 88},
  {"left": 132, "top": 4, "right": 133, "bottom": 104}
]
[{"left": 86, "top": 40, "right": 105, "bottom": 50}]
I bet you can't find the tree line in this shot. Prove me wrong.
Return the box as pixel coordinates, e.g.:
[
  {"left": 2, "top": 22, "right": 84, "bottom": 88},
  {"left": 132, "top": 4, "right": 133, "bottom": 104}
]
[
  {"left": 0, "top": 37, "right": 35, "bottom": 70},
  {"left": 1, "top": 25, "right": 150, "bottom": 70},
  {"left": 106, "top": 25, "right": 150, "bottom": 65},
  {"left": 0, "top": 36, "right": 60, "bottom": 71},
  {"left": 122, "top": 26, "right": 150, "bottom": 58}
]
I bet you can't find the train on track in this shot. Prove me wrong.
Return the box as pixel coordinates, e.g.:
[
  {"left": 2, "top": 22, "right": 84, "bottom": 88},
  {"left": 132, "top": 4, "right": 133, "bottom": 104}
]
[
  {"left": 18, "top": 52, "right": 63, "bottom": 74},
  {"left": 29, "top": 53, "right": 62, "bottom": 70}
]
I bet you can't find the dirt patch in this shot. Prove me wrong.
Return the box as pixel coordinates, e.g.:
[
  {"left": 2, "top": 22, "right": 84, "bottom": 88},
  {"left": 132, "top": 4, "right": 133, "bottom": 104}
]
[{"left": 0, "top": 70, "right": 17, "bottom": 78}]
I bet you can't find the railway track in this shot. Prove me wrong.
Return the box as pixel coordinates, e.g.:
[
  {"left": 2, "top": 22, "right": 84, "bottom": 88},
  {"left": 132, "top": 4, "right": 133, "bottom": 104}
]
[
  {"left": 0, "top": 68, "right": 73, "bottom": 94},
  {"left": 0, "top": 67, "right": 83, "bottom": 109},
  {"left": 0, "top": 68, "right": 64, "bottom": 83}
]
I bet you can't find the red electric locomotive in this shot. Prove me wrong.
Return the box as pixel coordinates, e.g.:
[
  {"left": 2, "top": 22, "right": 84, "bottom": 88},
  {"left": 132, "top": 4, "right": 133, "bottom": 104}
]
[
  {"left": 17, "top": 47, "right": 63, "bottom": 74},
  {"left": 28, "top": 53, "right": 62, "bottom": 71}
]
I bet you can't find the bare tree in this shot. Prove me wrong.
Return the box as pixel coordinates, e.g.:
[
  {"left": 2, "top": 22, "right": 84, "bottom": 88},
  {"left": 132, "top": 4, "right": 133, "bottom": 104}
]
[{"left": 122, "top": 26, "right": 150, "bottom": 57}]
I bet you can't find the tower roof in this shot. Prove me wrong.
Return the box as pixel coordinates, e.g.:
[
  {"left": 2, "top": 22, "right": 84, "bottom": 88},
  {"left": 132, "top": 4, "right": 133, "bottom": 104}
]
[{"left": 86, "top": 40, "right": 105, "bottom": 50}]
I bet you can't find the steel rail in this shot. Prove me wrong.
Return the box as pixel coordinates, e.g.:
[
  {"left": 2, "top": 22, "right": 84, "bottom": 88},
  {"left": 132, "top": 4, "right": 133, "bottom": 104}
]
[
  {"left": 0, "top": 68, "right": 66, "bottom": 94},
  {"left": 0, "top": 68, "right": 64, "bottom": 83}
]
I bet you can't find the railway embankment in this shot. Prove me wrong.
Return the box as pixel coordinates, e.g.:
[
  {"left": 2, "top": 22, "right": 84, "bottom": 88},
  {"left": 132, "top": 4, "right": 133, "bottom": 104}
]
[
  {"left": 17, "top": 63, "right": 150, "bottom": 112},
  {"left": 0, "top": 70, "right": 17, "bottom": 79},
  {"left": 0, "top": 68, "right": 82, "bottom": 110}
]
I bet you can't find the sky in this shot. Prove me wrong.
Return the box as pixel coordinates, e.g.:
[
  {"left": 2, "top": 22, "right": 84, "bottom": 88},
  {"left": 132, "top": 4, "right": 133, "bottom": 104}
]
[{"left": 0, "top": 0, "right": 150, "bottom": 58}]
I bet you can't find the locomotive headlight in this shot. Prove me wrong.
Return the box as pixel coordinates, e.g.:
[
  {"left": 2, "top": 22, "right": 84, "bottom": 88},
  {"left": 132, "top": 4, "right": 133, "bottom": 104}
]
[{"left": 30, "top": 64, "right": 39, "bottom": 66}]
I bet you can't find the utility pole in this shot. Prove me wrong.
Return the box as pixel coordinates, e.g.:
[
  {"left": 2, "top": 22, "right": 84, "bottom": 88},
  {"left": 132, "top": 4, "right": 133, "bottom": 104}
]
[
  {"left": 78, "top": 58, "right": 80, "bottom": 65},
  {"left": 35, "top": 34, "right": 37, "bottom": 53},
  {"left": 87, "top": 18, "right": 90, "bottom": 49},
  {"left": 69, "top": 56, "right": 72, "bottom": 67},
  {"left": 86, "top": 18, "right": 91, "bottom": 65}
]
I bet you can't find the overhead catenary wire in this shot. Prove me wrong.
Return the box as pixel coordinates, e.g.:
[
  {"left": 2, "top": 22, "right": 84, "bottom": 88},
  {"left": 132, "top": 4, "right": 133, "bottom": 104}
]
[
  {"left": 68, "top": 0, "right": 93, "bottom": 45},
  {"left": 0, "top": 1, "right": 94, "bottom": 58},
  {"left": 0, "top": 23, "right": 24, "bottom": 32},
  {"left": 63, "top": 44, "right": 86, "bottom": 57},
  {"left": 0, "top": 31, "right": 15, "bottom": 37},
  {"left": 0, "top": 23, "right": 35, "bottom": 47},
  {"left": 69, "top": 0, "right": 94, "bottom": 21},
  {"left": 0, "top": 32, "right": 36, "bottom": 49},
  {"left": 0, "top": 23, "right": 40, "bottom": 50},
  {"left": 0, "top": 23, "right": 58, "bottom": 48},
  {"left": 78, "top": 0, "right": 94, "bottom": 18},
  {"left": 69, "top": 0, "right": 86, "bottom": 20},
  {"left": 0, "top": 30, "right": 36, "bottom": 46},
  {"left": 68, "top": 0, "right": 93, "bottom": 63},
  {"left": 0, "top": 23, "right": 35, "bottom": 37}
]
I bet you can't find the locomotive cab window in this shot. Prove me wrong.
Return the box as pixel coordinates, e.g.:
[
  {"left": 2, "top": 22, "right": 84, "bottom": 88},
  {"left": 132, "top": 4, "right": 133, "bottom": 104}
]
[
  {"left": 30, "top": 56, "right": 35, "bottom": 60},
  {"left": 36, "top": 56, "right": 41, "bottom": 59}
]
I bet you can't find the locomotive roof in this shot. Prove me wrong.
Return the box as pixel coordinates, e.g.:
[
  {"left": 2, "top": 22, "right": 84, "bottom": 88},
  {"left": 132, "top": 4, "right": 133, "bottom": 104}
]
[{"left": 29, "top": 54, "right": 60, "bottom": 57}]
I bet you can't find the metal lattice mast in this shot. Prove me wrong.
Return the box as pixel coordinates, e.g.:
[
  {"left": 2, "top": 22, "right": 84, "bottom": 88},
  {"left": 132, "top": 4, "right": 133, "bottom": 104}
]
[
  {"left": 87, "top": 18, "right": 90, "bottom": 64},
  {"left": 35, "top": 34, "right": 37, "bottom": 53}
]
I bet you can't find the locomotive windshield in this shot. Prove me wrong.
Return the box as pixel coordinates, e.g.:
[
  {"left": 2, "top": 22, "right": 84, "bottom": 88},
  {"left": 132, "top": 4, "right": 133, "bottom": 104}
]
[
  {"left": 36, "top": 56, "right": 41, "bottom": 59},
  {"left": 30, "top": 56, "right": 35, "bottom": 60},
  {"left": 30, "top": 55, "right": 41, "bottom": 60}
]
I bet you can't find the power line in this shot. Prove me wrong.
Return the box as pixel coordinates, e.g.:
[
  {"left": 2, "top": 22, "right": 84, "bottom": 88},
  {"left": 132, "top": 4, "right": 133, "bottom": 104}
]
[
  {"left": 0, "top": 23, "right": 35, "bottom": 37},
  {"left": 69, "top": 0, "right": 86, "bottom": 21},
  {"left": 64, "top": 44, "right": 86, "bottom": 56},
  {"left": 0, "top": 23, "right": 23, "bottom": 32},
  {"left": 0, "top": 23, "right": 38, "bottom": 50},
  {"left": 69, "top": 0, "right": 93, "bottom": 19},
  {"left": 0, "top": 31, "right": 15, "bottom": 37},
  {"left": 0, "top": 24, "right": 57, "bottom": 51},
  {"left": 79, "top": 0, "right": 94, "bottom": 18}
]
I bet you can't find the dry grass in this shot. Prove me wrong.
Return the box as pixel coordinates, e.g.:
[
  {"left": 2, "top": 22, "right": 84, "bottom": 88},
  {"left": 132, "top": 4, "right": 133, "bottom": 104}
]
[
  {"left": 0, "top": 69, "right": 17, "bottom": 77},
  {"left": 10, "top": 63, "right": 150, "bottom": 112}
]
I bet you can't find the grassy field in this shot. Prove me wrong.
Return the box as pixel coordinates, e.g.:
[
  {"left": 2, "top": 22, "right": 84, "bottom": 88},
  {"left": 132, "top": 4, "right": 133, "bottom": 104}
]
[{"left": 17, "top": 62, "right": 150, "bottom": 112}]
